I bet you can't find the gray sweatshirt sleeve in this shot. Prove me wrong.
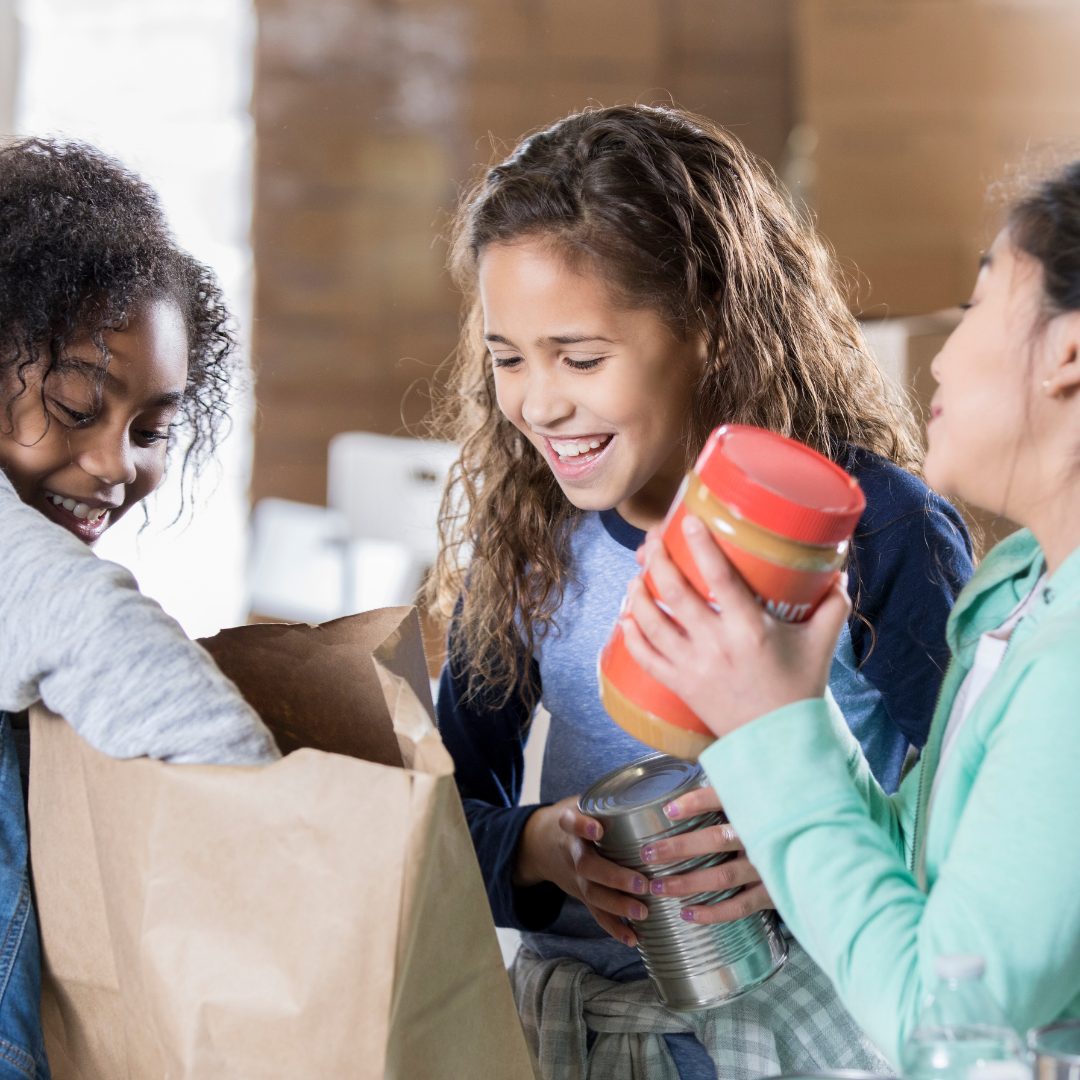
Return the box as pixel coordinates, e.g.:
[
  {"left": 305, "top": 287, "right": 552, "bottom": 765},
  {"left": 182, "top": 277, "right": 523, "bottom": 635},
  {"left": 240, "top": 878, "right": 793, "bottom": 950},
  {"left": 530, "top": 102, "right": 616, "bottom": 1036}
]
[{"left": 1, "top": 472, "right": 280, "bottom": 765}]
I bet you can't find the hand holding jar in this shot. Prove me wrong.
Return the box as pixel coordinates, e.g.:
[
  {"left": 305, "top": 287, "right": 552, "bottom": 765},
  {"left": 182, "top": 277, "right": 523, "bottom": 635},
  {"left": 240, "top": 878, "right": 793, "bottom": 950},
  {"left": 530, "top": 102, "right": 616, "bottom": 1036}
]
[
  {"left": 603, "top": 424, "right": 863, "bottom": 751},
  {"left": 620, "top": 512, "right": 852, "bottom": 740}
]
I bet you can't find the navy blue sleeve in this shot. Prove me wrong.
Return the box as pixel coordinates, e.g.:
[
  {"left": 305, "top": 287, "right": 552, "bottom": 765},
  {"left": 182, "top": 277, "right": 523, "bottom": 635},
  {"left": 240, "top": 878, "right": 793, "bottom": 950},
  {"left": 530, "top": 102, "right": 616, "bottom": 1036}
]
[
  {"left": 842, "top": 445, "right": 975, "bottom": 749},
  {"left": 436, "top": 624, "right": 565, "bottom": 931}
]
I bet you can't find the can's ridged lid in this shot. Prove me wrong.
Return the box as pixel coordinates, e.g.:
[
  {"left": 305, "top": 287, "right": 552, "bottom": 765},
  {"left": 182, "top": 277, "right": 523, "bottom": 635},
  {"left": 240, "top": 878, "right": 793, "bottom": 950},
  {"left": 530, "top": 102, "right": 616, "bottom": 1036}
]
[
  {"left": 580, "top": 753, "right": 703, "bottom": 819},
  {"left": 1031, "top": 1020, "right": 1080, "bottom": 1063},
  {"left": 694, "top": 425, "right": 865, "bottom": 546}
]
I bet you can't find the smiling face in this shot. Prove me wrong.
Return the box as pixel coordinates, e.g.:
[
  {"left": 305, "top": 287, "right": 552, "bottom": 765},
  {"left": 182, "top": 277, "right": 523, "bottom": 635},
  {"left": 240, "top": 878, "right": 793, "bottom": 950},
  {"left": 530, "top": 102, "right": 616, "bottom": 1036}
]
[
  {"left": 0, "top": 298, "right": 188, "bottom": 543},
  {"left": 478, "top": 239, "right": 704, "bottom": 530}
]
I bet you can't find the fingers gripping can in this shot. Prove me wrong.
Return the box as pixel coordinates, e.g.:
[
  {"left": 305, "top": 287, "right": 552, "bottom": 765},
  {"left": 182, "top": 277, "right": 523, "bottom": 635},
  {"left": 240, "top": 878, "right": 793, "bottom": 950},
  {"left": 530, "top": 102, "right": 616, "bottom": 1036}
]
[
  {"left": 579, "top": 752, "right": 787, "bottom": 1012},
  {"left": 599, "top": 424, "right": 866, "bottom": 760}
]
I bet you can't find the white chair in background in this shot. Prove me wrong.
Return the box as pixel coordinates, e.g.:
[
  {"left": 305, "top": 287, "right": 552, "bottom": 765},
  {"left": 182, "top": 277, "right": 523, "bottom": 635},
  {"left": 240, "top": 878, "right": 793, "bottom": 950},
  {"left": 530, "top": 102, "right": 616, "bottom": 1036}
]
[
  {"left": 247, "top": 498, "right": 350, "bottom": 623},
  {"left": 247, "top": 434, "right": 459, "bottom": 623},
  {"left": 327, "top": 432, "right": 460, "bottom": 608}
]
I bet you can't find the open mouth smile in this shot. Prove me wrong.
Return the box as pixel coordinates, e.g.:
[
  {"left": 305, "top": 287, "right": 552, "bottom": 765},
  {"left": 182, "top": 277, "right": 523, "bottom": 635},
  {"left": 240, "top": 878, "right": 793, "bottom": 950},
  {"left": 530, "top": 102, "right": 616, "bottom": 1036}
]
[
  {"left": 41, "top": 490, "right": 115, "bottom": 542},
  {"left": 541, "top": 433, "right": 615, "bottom": 480}
]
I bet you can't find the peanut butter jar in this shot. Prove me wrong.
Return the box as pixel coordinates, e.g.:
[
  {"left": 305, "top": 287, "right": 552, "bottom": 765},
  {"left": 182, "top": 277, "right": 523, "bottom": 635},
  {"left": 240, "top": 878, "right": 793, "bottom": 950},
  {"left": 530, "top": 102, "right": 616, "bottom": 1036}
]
[{"left": 599, "top": 425, "right": 866, "bottom": 760}]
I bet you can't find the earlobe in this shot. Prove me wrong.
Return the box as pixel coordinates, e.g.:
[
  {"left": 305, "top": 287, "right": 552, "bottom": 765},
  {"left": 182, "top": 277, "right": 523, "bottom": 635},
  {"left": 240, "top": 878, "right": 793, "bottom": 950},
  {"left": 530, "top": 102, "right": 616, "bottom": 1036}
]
[{"left": 1043, "top": 314, "right": 1080, "bottom": 399}]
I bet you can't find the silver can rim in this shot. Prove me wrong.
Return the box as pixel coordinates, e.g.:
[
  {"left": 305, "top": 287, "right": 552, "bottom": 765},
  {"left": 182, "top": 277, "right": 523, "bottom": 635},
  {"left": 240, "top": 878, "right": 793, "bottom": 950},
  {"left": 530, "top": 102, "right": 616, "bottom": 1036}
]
[
  {"left": 578, "top": 751, "right": 703, "bottom": 819},
  {"left": 1030, "top": 1018, "right": 1080, "bottom": 1063}
]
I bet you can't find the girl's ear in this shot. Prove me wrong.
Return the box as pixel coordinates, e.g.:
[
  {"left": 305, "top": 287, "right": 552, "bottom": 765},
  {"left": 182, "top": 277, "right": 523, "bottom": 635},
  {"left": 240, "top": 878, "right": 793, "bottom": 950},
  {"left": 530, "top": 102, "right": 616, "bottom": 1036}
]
[
  {"left": 1041, "top": 311, "right": 1080, "bottom": 400},
  {"left": 694, "top": 331, "right": 711, "bottom": 374}
]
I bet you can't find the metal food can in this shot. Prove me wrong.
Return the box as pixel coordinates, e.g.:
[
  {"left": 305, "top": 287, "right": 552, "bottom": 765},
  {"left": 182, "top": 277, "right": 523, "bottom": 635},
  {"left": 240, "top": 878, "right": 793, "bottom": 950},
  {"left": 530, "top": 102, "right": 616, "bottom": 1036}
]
[
  {"left": 579, "top": 751, "right": 787, "bottom": 1012},
  {"left": 1030, "top": 1020, "right": 1080, "bottom": 1080}
]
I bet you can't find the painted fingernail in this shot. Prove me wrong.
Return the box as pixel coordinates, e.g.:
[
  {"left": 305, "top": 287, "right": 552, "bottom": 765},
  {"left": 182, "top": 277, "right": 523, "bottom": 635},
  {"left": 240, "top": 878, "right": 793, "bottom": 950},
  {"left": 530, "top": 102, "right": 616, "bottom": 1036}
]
[
  {"left": 641, "top": 845, "right": 656, "bottom": 863},
  {"left": 651, "top": 879, "right": 665, "bottom": 895},
  {"left": 622, "top": 933, "right": 632, "bottom": 946},
  {"left": 664, "top": 801, "right": 681, "bottom": 819},
  {"left": 631, "top": 876, "right": 646, "bottom": 894},
  {"left": 587, "top": 822, "right": 600, "bottom": 840},
  {"left": 630, "top": 903, "right": 647, "bottom": 920},
  {"left": 681, "top": 909, "right": 695, "bottom": 922}
]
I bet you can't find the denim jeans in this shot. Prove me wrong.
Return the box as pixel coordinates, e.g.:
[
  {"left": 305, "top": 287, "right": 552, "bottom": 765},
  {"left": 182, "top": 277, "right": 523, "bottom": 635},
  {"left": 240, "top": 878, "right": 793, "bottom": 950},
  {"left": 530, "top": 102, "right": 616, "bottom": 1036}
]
[{"left": 0, "top": 713, "right": 49, "bottom": 1079}]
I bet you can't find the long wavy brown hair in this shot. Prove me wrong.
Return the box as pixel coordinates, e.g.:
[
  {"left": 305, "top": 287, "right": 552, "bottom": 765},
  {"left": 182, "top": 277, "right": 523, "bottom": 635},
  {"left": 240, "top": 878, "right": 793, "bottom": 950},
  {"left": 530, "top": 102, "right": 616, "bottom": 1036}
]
[{"left": 428, "top": 104, "right": 922, "bottom": 709}]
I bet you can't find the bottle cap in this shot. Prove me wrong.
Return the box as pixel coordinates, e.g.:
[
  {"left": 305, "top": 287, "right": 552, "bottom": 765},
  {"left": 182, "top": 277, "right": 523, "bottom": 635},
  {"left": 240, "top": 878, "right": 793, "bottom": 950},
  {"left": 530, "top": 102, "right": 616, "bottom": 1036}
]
[
  {"left": 693, "top": 425, "right": 865, "bottom": 546},
  {"left": 935, "top": 953, "right": 986, "bottom": 980},
  {"left": 967, "top": 1062, "right": 1031, "bottom": 1080}
]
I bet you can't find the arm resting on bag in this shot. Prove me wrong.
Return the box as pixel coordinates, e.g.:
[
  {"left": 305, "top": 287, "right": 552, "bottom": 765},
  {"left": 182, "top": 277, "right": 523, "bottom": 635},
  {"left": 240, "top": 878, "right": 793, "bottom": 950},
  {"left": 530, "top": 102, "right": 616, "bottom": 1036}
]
[{"left": 0, "top": 472, "right": 279, "bottom": 765}]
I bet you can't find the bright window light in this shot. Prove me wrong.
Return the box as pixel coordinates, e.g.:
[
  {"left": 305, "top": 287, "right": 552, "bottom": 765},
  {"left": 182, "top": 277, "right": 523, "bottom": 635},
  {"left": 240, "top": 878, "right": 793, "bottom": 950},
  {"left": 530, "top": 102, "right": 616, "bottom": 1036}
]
[{"left": 15, "top": 0, "right": 256, "bottom": 639}]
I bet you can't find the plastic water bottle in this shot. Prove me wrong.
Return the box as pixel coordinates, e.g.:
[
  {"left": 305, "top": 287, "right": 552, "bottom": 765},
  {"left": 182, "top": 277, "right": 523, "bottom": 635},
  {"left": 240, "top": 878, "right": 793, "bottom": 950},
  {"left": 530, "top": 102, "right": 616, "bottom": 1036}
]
[{"left": 901, "top": 954, "right": 1027, "bottom": 1080}]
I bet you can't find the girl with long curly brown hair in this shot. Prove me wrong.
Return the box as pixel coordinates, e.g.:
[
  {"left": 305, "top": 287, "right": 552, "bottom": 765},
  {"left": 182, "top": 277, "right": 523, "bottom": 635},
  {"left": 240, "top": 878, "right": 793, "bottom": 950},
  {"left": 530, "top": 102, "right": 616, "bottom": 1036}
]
[{"left": 432, "top": 105, "right": 973, "bottom": 1078}]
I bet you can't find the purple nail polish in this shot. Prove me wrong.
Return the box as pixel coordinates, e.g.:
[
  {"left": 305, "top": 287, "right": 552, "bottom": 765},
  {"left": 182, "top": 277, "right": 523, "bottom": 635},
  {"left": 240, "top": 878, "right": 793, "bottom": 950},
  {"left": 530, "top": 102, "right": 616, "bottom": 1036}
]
[
  {"left": 631, "top": 876, "right": 645, "bottom": 893},
  {"left": 631, "top": 904, "right": 647, "bottom": 920},
  {"left": 681, "top": 909, "right": 695, "bottom": 922},
  {"left": 587, "top": 822, "right": 600, "bottom": 840},
  {"left": 651, "top": 880, "right": 665, "bottom": 895},
  {"left": 664, "top": 801, "right": 681, "bottom": 819},
  {"left": 641, "top": 845, "right": 656, "bottom": 862},
  {"left": 622, "top": 934, "right": 631, "bottom": 946}
]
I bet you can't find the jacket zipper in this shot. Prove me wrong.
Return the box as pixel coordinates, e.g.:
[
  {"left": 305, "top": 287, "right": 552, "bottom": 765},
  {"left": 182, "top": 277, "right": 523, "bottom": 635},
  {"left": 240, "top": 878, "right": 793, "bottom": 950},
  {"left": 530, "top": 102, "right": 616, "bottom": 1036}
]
[
  {"left": 911, "top": 620, "right": 1028, "bottom": 880},
  {"left": 910, "top": 676, "right": 946, "bottom": 875}
]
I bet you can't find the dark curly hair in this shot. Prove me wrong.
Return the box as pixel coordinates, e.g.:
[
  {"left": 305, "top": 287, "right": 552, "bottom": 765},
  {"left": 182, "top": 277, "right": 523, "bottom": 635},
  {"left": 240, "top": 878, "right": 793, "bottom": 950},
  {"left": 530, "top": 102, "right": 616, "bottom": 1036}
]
[{"left": 0, "top": 137, "right": 236, "bottom": 504}]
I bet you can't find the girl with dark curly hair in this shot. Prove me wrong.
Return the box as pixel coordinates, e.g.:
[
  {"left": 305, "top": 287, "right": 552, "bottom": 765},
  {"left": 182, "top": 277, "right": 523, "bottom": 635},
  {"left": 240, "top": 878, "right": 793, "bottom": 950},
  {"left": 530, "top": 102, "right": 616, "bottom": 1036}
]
[
  {"left": 431, "top": 105, "right": 974, "bottom": 1078},
  {"left": 0, "top": 138, "right": 278, "bottom": 1078},
  {"left": 0, "top": 137, "right": 234, "bottom": 537}
]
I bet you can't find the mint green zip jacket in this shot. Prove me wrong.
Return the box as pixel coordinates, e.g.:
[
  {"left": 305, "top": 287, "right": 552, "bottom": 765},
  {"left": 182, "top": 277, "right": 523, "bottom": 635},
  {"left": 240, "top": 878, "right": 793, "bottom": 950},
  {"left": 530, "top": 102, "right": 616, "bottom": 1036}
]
[{"left": 700, "top": 528, "right": 1080, "bottom": 1067}]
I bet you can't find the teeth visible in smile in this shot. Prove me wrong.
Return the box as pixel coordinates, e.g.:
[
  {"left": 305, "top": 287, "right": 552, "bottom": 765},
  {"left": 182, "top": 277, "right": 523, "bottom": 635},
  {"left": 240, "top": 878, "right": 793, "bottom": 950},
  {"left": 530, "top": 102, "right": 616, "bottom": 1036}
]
[
  {"left": 550, "top": 434, "right": 611, "bottom": 460},
  {"left": 47, "top": 494, "right": 106, "bottom": 523}
]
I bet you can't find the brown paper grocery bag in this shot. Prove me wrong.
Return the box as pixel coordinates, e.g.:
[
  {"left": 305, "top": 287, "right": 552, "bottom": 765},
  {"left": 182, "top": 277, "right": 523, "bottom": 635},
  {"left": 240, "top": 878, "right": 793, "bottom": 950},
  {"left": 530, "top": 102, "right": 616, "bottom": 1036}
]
[{"left": 29, "top": 606, "right": 537, "bottom": 1080}]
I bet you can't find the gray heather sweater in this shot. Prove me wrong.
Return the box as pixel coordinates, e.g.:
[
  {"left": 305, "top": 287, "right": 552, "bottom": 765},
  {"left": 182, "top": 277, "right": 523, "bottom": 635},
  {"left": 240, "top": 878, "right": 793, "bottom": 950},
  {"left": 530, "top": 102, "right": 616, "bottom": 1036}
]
[{"left": 1, "top": 470, "right": 279, "bottom": 764}]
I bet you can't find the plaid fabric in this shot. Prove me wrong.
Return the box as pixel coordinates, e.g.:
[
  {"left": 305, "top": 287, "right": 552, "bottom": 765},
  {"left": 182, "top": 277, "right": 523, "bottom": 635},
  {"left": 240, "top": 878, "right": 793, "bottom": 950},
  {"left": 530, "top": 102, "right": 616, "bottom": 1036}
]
[{"left": 510, "top": 934, "right": 892, "bottom": 1080}]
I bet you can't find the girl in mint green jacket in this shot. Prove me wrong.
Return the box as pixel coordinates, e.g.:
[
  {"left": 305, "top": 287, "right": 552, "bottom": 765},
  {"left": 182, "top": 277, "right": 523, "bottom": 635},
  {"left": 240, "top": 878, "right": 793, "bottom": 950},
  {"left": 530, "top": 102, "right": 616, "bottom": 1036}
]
[{"left": 619, "top": 162, "right": 1080, "bottom": 1068}]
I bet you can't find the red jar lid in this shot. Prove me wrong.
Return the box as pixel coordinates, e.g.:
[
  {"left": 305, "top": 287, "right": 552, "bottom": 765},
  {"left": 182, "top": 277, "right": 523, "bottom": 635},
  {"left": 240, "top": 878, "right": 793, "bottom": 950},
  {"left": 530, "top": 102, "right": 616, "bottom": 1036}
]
[{"left": 694, "top": 425, "right": 865, "bottom": 545}]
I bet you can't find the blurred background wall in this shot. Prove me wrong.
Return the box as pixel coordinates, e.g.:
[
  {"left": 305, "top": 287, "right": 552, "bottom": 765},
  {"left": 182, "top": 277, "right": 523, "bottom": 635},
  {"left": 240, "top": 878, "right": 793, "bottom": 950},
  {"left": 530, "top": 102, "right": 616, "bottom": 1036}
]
[
  {"left": 10, "top": 0, "right": 256, "bottom": 638},
  {"left": 251, "top": 0, "right": 1080, "bottom": 555},
  {"left": 6, "top": 0, "right": 1080, "bottom": 634},
  {"left": 250, "top": 0, "right": 797, "bottom": 507}
]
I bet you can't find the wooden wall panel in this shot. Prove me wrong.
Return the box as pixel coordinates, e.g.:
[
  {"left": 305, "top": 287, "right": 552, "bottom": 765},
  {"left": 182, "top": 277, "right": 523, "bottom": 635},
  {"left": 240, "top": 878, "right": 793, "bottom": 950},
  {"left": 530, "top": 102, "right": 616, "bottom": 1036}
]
[{"left": 251, "top": 0, "right": 794, "bottom": 506}]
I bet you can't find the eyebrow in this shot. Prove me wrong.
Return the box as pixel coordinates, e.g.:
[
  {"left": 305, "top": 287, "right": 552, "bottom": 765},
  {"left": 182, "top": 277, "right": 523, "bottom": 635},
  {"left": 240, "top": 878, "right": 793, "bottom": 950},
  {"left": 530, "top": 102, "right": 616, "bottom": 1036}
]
[
  {"left": 483, "top": 333, "right": 616, "bottom": 347},
  {"left": 64, "top": 357, "right": 185, "bottom": 408},
  {"left": 978, "top": 253, "right": 993, "bottom": 270}
]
